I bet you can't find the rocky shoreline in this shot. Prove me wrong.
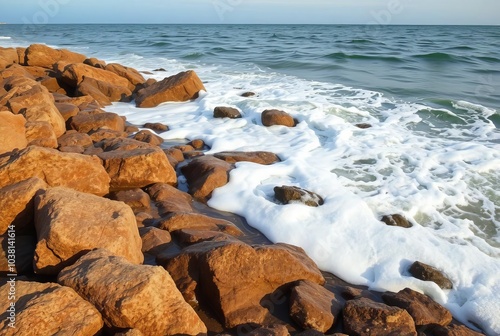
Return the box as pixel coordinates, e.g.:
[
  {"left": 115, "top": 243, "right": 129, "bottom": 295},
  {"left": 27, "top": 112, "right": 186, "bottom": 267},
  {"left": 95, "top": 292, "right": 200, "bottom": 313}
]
[{"left": 0, "top": 44, "right": 486, "bottom": 335}]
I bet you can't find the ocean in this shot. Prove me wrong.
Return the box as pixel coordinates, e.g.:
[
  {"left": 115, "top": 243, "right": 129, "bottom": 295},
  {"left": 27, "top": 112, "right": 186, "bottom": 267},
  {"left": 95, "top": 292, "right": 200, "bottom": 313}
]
[{"left": 1, "top": 24, "right": 499, "bottom": 334}]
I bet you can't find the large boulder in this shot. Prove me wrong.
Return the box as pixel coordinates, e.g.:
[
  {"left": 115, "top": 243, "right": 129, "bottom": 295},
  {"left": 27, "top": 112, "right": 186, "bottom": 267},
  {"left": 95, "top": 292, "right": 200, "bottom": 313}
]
[
  {"left": 0, "top": 146, "right": 110, "bottom": 196},
  {"left": 181, "top": 155, "right": 233, "bottom": 202},
  {"left": 289, "top": 280, "right": 344, "bottom": 333},
  {"left": 135, "top": 70, "right": 206, "bottom": 108},
  {"left": 0, "top": 47, "right": 18, "bottom": 65},
  {"left": 24, "top": 44, "right": 86, "bottom": 69},
  {"left": 0, "top": 111, "right": 27, "bottom": 154},
  {"left": 0, "top": 235, "right": 36, "bottom": 275},
  {"left": 75, "top": 76, "right": 132, "bottom": 105},
  {"left": 105, "top": 63, "right": 146, "bottom": 88},
  {"left": 70, "top": 111, "right": 125, "bottom": 133},
  {"left": 158, "top": 212, "right": 243, "bottom": 236},
  {"left": 61, "top": 63, "right": 131, "bottom": 88},
  {"left": 382, "top": 288, "right": 452, "bottom": 327},
  {"left": 163, "top": 241, "right": 324, "bottom": 328},
  {"left": 261, "top": 109, "right": 295, "bottom": 127},
  {"left": 34, "top": 187, "right": 143, "bottom": 275},
  {"left": 58, "top": 249, "right": 207, "bottom": 335},
  {"left": 342, "top": 297, "right": 417, "bottom": 336},
  {"left": 0, "top": 177, "right": 47, "bottom": 235},
  {"left": 108, "top": 188, "right": 151, "bottom": 214},
  {"left": 0, "top": 281, "right": 103, "bottom": 335},
  {"left": 24, "top": 121, "right": 58, "bottom": 148},
  {"left": 213, "top": 151, "right": 281, "bottom": 165}
]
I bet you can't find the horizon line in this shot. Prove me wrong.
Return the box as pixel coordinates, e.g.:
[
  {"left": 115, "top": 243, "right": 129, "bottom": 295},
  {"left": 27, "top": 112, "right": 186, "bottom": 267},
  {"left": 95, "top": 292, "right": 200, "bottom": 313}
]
[{"left": 0, "top": 22, "right": 499, "bottom": 26}]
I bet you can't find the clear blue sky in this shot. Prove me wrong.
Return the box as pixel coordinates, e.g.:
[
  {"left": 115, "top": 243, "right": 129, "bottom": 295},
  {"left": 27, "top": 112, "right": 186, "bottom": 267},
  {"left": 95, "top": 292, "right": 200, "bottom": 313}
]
[{"left": 1, "top": 0, "right": 499, "bottom": 25}]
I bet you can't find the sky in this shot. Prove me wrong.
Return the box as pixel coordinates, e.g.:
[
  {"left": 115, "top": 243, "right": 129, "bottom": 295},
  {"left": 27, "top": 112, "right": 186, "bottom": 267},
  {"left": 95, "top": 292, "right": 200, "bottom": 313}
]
[{"left": 0, "top": 0, "right": 499, "bottom": 25}]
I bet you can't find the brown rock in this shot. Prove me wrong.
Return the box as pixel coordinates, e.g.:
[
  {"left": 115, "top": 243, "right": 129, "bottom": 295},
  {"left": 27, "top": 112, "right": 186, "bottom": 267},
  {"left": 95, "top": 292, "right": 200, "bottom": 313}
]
[
  {"left": 70, "top": 111, "right": 125, "bottom": 133},
  {"left": 381, "top": 214, "right": 412, "bottom": 228},
  {"left": 289, "top": 280, "right": 344, "bottom": 333},
  {"left": 105, "top": 63, "right": 146, "bottom": 88},
  {"left": 382, "top": 288, "right": 452, "bottom": 326},
  {"left": 409, "top": 261, "right": 453, "bottom": 289},
  {"left": 214, "top": 106, "right": 242, "bottom": 119},
  {"left": 0, "top": 47, "right": 18, "bottom": 65},
  {"left": 173, "top": 144, "right": 195, "bottom": 152},
  {"left": 147, "top": 182, "right": 192, "bottom": 202},
  {"left": 57, "top": 130, "right": 93, "bottom": 148},
  {"left": 355, "top": 123, "right": 372, "bottom": 129},
  {"left": 132, "top": 129, "right": 164, "bottom": 146},
  {"left": 0, "top": 65, "right": 34, "bottom": 81},
  {"left": 114, "top": 329, "right": 144, "bottom": 336},
  {"left": 125, "top": 125, "right": 140, "bottom": 134},
  {"left": 84, "top": 57, "right": 106, "bottom": 69},
  {"left": 39, "top": 76, "right": 68, "bottom": 94},
  {"left": 214, "top": 151, "right": 281, "bottom": 165},
  {"left": 181, "top": 155, "right": 233, "bottom": 202},
  {"left": 34, "top": 187, "right": 143, "bottom": 274},
  {"left": 61, "top": 62, "right": 131, "bottom": 88},
  {"left": 0, "top": 281, "right": 103, "bottom": 335},
  {"left": 94, "top": 137, "right": 152, "bottom": 152},
  {"left": 0, "top": 146, "right": 110, "bottom": 195},
  {"left": 23, "top": 65, "right": 54, "bottom": 78},
  {"left": 139, "top": 227, "right": 172, "bottom": 255},
  {"left": 88, "top": 128, "right": 128, "bottom": 142},
  {"left": 135, "top": 70, "right": 206, "bottom": 108},
  {"left": 24, "top": 44, "right": 86, "bottom": 69},
  {"left": 274, "top": 186, "right": 324, "bottom": 207},
  {"left": 0, "top": 111, "right": 27, "bottom": 154},
  {"left": 183, "top": 150, "right": 204, "bottom": 159},
  {"left": 0, "top": 177, "right": 47, "bottom": 235},
  {"left": 0, "top": 235, "right": 36, "bottom": 274},
  {"left": 427, "top": 324, "right": 484, "bottom": 336},
  {"left": 143, "top": 122, "right": 168, "bottom": 133},
  {"left": 173, "top": 228, "right": 236, "bottom": 245},
  {"left": 59, "top": 145, "right": 85, "bottom": 154},
  {"left": 156, "top": 198, "right": 194, "bottom": 216},
  {"left": 262, "top": 109, "right": 295, "bottom": 127},
  {"left": 55, "top": 102, "right": 79, "bottom": 120},
  {"left": 189, "top": 139, "right": 205, "bottom": 150},
  {"left": 75, "top": 76, "right": 132, "bottom": 104},
  {"left": 24, "top": 121, "right": 58, "bottom": 148},
  {"left": 58, "top": 249, "right": 207, "bottom": 335},
  {"left": 16, "top": 47, "right": 26, "bottom": 64},
  {"left": 108, "top": 188, "right": 151, "bottom": 213},
  {"left": 164, "top": 147, "right": 184, "bottom": 163},
  {"left": 163, "top": 241, "right": 324, "bottom": 328},
  {"left": 241, "top": 91, "right": 256, "bottom": 97},
  {"left": 159, "top": 212, "right": 243, "bottom": 236},
  {"left": 342, "top": 297, "right": 417, "bottom": 336},
  {"left": 247, "top": 325, "right": 290, "bottom": 336}
]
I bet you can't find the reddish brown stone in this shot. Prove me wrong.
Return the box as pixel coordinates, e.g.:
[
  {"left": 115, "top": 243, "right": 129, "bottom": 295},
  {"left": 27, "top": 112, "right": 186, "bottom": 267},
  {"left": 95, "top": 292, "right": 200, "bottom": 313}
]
[
  {"left": 0, "top": 111, "right": 27, "bottom": 154},
  {"left": 108, "top": 188, "right": 151, "bottom": 213},
  {"left": 75, "top": 76, "right": 132, "bottom": 105},
  {"left": 139, "top": 226, "right": 172, "bottom": 255},
  {"left": 25, "top": 121, "right": 58, "bottom": 148},
  {"left": 24, "top": 44, "right": 86, "bottom": 69},
  {"left": 84, "top": 57, "right": 106, "bottom": 69},
  {"left": 409, "top": 261, "right": 453, "bottom": 289},
  {"left": 61, "top": 62, "right": 131, "bottom": 88},
  {"left": 105, "top": 63, "right": 146, "bottom": 88},
  {"left": 57, "top": 131, "right": 93, "bottom": 148},
  {"left": 274, "top": 185, "right": 324, "bottom": 207},
  {"left": 214, "top": 151, "right": 281, "bottom": 165},
  {"left": 144, "top": 122, "right": 168, "bottom": 133},
  {"left": 427, "top": 324, "right": 484, "bottom": 336},
  {"left": 262, "top": 109, "right": 295, "bottom": 127},
  {"left": 70, "top": 111, "right": 125, "bottom": 133},
  {"left": 158, "top": 212, "right": 243, "bottom": 236},
  {"left": 173, "top": 229, "right": 236, "bottom": 245},
  {"left": 214, "top": 106, "right": 242, "bottom": 119},
  {"left": 88, "top": 129, "right": 128, "bottom": 142},
  {"left": 381, "top": 214, "right": 412, "bottom": 228},
  {"left": 132, "top": 130, "right": 164, "bottom": 146}
]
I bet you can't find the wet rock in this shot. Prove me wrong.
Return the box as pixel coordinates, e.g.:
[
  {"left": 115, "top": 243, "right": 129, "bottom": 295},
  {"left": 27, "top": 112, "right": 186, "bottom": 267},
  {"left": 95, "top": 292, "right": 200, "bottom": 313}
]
[
  {"left": 189, "top": 139, "right": 205, "bottom": 150},
  {"left": 241, "top": 91, "right": 256, "bottom": 97},
  {"left": 289, "top": 280, "right": 344, "bottom": 333},
  {"left": 57, "top": 130, "right": 93, "bottom": 148},
  {"left": 0, "top": 235, "right": 36, "bottom": 274},
  {"left": 183, "top": 150, "right": 204, "bottom": 159},
  {"left": 147, "top": 182, "right": 193, "bottom": 203},
  {"left": 84, "top": 57, "right": 106, "bottom": 69},
  {"left": 105, "top": 63, "right": 146, "bottom": 89},
  {"left": 58, "top": 248, "right": 207, "bottom": 335},
  {"left": 0, "top": 281, "right": 103, "bottom": 335},
  {"left": 214, "top": 106, "right": 242, "bottom": 119},
  {"left": 274, "top": 186, "right": 324, "bottom": 207},
  {"left": 108, "top": 188, "right": 151, "bottom": 213},
  {"left": 153, "top": 68, "right": 166, "bottom": 72},
  {"left": 34, "top": 187, "right": 143, "bottom": 274},
  {"left": 181, "top": 155, "right": 233, "bottom": 202},
  {"left": 382, "top": 288, "right": 452, "bottom": 326},
  {"left": 158, "top": 212, "right": 243, "bottom": 236},
  {"left": 0, "top": 177, "right": 47, "bottom": 235},
  {"left": 164, "top": 147, "right": 185, "bottom": 164},
  {"left": 0, "top": 146, "right": 110, "bottom": 196},
  {"left": 143, "top": 122, "right": 169, "bottom": 133},
  {"left": 24, "top": 121, "right": 58, "bottom": 148},
  {"left": 114, "top": 329, "right": 144, "bottom": 336},
  {"left": 426, "top": 324, "right": 484, "bottom": 336},
  {"left": 214, "top": 151, "right": 281, "bottom": 165},
  {"left": 132, "top": 129, "right": 164, "bottom": 146},
  {"left": 381, "top": 214, "right": 412, "bottom": 228},
  {"left": 139, "top": 227, "right": 172, "bottom": 255},
  {"left": 342, "top": 297, "right": 417, "bottom": 336},
  {"left": 409, "top": 261, "right": 453, "bottom": 289},
  {"left": 61, "top": 62, "right": 131, "bottom": 89},
  {"left": 173, "top": 228, "right": 236, "bottom": 245},
  {"left": 75, "top": 76, "right": 132, "bottom": 105},
  {"left": 262, "top": 109, "right": 295, "bottom": 127},
  {"left": 0, "top": 111, "right": 27, "bottom": 154},
  {"left": 24, "top": 44, "right": 86, "bottom": 69},
  {"left": 355, "top": 123, "right": 372, "bottom": 129},
  {"left": 70, "top": 111, "right": 125, "bottom": 133},
  {"left": 135, "top": 70, "right": 206, "bottom": 108},
  {"left": 247, "top": 325, "right": 290, "bottom": 336}
]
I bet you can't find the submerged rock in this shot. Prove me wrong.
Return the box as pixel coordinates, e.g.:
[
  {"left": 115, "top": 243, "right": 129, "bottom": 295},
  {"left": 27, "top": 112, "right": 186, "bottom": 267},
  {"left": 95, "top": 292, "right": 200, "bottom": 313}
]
[
  {"left": 214, "top": 106, "right": 242, "bottom": 119},
  {"left": 381, "top": 214, "right": 412, "bottom": 228},
  {"left": 274, "top": 185, "right": 324, "bottom": 207},
  {"left": 409, "top": 261, "right": 453, "bottom": 289}
]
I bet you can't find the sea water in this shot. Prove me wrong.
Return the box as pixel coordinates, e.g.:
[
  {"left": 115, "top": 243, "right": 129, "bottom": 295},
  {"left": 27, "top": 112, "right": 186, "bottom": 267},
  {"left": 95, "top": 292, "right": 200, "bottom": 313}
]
[{"left": 1, "top": 24, "right": 499, "bottom": 334}]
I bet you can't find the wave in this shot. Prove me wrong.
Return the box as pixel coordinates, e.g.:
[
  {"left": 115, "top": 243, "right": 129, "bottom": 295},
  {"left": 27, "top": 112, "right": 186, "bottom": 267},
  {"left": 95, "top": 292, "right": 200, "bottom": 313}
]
[
  {"left": 412, "top": 52, "right": 457, "bottom": 61},
  {"left": 150, "top": 42, "right": 172, "bottom": 47},
  {"left": 477, "top": 56, "right": 500, "bottom": 64},
  {"left": 0, "top": 36, "right": 11, "bottom": 40},
  {"left": 324, "top": 52, "right": 403, "bottom": 63},
  {"left": 182, "top": 52, "right": 205, "bottom": 60}
]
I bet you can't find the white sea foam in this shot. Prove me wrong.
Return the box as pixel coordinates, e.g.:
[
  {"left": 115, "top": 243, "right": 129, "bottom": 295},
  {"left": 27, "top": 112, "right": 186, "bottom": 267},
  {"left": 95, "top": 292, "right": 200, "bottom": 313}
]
[{"left": 0, "top": 36, "right": 11, "bottom": 40}]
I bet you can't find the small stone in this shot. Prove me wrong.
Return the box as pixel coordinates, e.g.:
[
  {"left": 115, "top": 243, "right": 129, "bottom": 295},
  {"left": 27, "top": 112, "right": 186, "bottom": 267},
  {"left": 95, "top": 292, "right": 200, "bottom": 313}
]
[
  {"left": 381, "top": 214, "right": 412, "bottom": 228},
  {"left": 132, "top": 130, "right": 164, "bottom": 146},
  {"left": 108, "top": 188, "right": 151, "bottom": 213},
  {"left": 262, "top": 109, "right": 295, "bottom": 127},
  {"left": 214, "top": 106, "right": 242, "bottom": 119},
  {"left": 139, "top": 226, "right": 172, "bottom": 255},
  {"left": 143, "top": 122, "right": 169, "bottom": 133},
  {"left": 274, "top": 185, "right": 324, "bottom": 207},
  {"left": 241, "top": 91, "right": 256, "bottom": 97},
  {"left": 355, "top": 123, "right": 372, "bottom": 129},
  {"left": 409, "top": 261, "right": 453, "bottom": 289}
]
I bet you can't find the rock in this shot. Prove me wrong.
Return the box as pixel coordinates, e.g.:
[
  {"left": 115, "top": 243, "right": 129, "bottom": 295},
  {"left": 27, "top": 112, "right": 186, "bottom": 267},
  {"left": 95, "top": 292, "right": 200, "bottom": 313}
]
[
  {"left": 84, "top": 57, "right": 106, "bottom": 68},
  {"left": 125, "top": 125, "right": 140, "bottom": 134},
  {"left": 75, "top": 76, "right": 132, "bottom": 105},
  {"left": 15, "top": 47, "right": 26, "bottom": 64},
  {"left": 427, "top": 324, "right": 484, "bottom": 336},
  {"left": 262, "top": 109, "right": 295, "bottom": 127},
  {"left": 108, "top": 188, "right": 151, "bottom": 213},
  {"left": 114, "top": 329, "right": 144, "bottom": 336},
  {"left": 139, "top": 227, "right": 172, "bottom": 255},
  {"left": 355, "top": 123, "right": 372, "bottom": 129},
  {"left": 158, "top": 212, "right": 243, "bottom": 236},
  {"left": 173, "top": 229, "right": 236, "bottom": 246},
  {"left": 241, "top": 91, "right": 256, "bottom": 97},
  {"left": 70, "top": 111, "right": 125, "bottom": 133},
  {"left": 23, "top": 65, "right": 54, "bottom": 78},
  {"left": 98, "top": 146, "right": 176, "bottom": 191},
  {"left": 183, "top": 150, "right": 204, "bottom": 159},
  {"left": 24, "top": 44, "right": 86, "bottom": 69},
  {"left": 164, "top": 147, "right": 184, "bottom": 163},
  {"left": 105, "top": 63, "right": 146, "bottom": 88},
  {"left": 88, "top": 128, "right": 128, "bottom": 142},
  {"left": 163, "top": 241, "right": 324, "bottom": 328},
  {"left": 0, "top": 146, "right": 110, "bottom": 196},
  {"left": 289, "top": 280, "right": 344, "bottom": 333},
  {"left": 342, "top": 297, "right": 417, "bottom": 336},
  {"left": 57, "top": 130, "right": 93, "bottom": 148},
  {"left": 173, "top": 144, "right": 195, "bottom": 152},
  {"left": 382, "top": 288, "right": 452, "bottom": 326},
  {"left": 0, "top": 111, "right": 27, "bottom": 154},
  {"left": 135, "top": 70, "right": 206, "bottom": 108},
  {"left": 247, "top": 325, "right": 290, "bottom": 336},
  {"left": 61, "top": 63, "right": 131, "bottom": 89},
  {"left": 132, "top": 130, "right": 164, "bottom": 146},
  {"left": 214, "top": 151, "right": 281, "bottom": 165},
  {"left": 274, "top": 186, "right": 324, "bottom": 207},
  {"left": 93, "top": 137, "right": 152, "bottom": 152},
  {"left": 381, "top": 214, "right": 412, "bottom": 228},
  {"left": 58, "top": 249, "right": 207, "bottom": 335},
  {"left": 189, "top": 139, "right": 205, "bottom": 150},
  {"left": 154, "top": 68, "right": 166, "bottom": 72},
  {"left": 0, "top": 235, "right": 36, "bottom": 274},
  {"left": 409, "top": 261, "right": 453, "bottom": 289},
  {"left": 59, "top": 145, "right": 85, "bottom": 154},
  {"left": 39, "top": 76, "right": 68, "bottom": 94},
  {"left": 0, "top": 177, "right": 47, "bottom": 235},
  {"left": 0, "top": 65, "right": 34, "bottom": 80},
  {"left": 24, "top": 121, "right": 58, "bottom": 148},
  {"left": 34, "top": 187, "right": 143, "bottom": 274},
  {"left": 147, "top": 182, "right": 192, "bottom": 203},
  {"left": 143, "top": 122, "right": 168, "bottom": 133},
  {"left": 181, "top": 155, "right": 233, "bottom": 202},
  {"left": 55, "top": 102, "right": 79, "bottom": 120},
  {"left": 0, "top": 281, "right": 103, "bottom": 335},
  {"left": 0, "top": 47, "right": 18, "bottom": 65},
  {"left": 214, "top": 106, "right": 242, "bottom": 119}
]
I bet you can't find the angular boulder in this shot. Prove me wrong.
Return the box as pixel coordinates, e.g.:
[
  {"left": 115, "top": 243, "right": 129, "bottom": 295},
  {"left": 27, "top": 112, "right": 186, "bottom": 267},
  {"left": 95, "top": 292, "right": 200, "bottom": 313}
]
[
  {"left": 158, "top": 212, "right": 243, "bottom": 236},
  {"left": 24, "top": 44, "right": 86, "bottom": 69},
  {"left": 57, "top": 130, "right": 93, "bottom": 148},
  {"left": 70, "top": 111, "right": 125, "bottom": 133},
  {"left": 108, "top": 188, "right": 151, "bottom": 213},
  {"left": 75, "top": 76, "right": 132, "bottom": 105},
  {"left": 262, "top": 109, "right": 295, "bottom": 127},
  {"left": 58, "top": 249, "right": 207, "bottom": 335},
  {"left": 0, "top": 111, "right": 27, "bottom": 154},
  {"left": 139, "top": 227, "right": 172, "bottom": 255},
  {"left": 144, "top": 122, "right": 168, "bottom": 133},
  {"left": 274, "top": 185, "right": 324, "bottom": 207},
  {"left": 61, "top": 63, "right": 131, "bottom": 88},
  {"left": 427, "top": 324, "right": 485, "bottom": 336},
  {"left": 24, "top": 121, "right": 58, "bottom": 148},
  {"left": 409, "top": 261, "right": 453, "bottom": 289},
  {"left": 214, "top": 151, "right": 281, "bottom": 165},
  {"left": 105, "top": 63, "right": 146, "bottom": 88},
  {"left": 132, "top": 130, "right": 164, "bottom": 146},
  {"left": 0, "top": 146, "right": 110, "bottom": 196},
  {"left": 0, "top": 281, "right": 103, "bottom": 335},
  {"left": 34, "top": 187, "right": 143, "bottom": 274},
  {"left": 135, "top": 70, "right": 206, "bottom": 108}
]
